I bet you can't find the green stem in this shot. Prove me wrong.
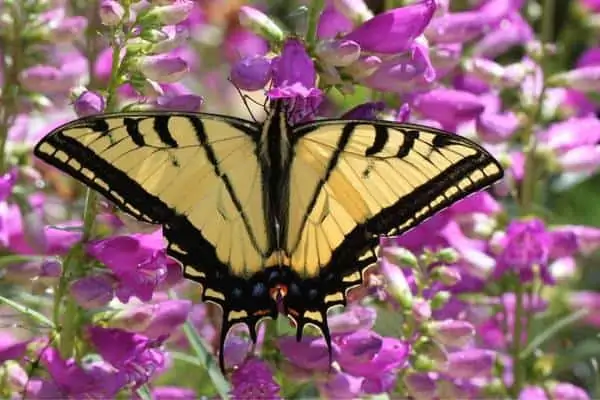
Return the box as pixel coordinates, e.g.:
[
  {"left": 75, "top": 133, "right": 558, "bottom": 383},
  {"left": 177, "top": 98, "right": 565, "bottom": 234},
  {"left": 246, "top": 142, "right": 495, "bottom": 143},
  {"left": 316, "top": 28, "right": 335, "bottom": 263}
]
[
  {"left": 510, "top": 0, "right": 556, "bottom": 396},
  {"left": 0, "top": 1, "right": 24, "bottom": 171},
  {"left": 305, "top": 0, "right": 325, "bottom": 48},
  {"left": 510, "top": 279, "right": 525, "bottom": 397}
]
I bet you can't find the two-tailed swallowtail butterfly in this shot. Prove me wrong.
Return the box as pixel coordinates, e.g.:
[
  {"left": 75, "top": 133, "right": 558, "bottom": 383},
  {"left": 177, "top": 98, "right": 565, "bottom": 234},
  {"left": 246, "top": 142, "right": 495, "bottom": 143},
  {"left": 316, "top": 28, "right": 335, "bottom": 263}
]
[{"left": 34, "top": 100, "right": 503, "bottom": 371}]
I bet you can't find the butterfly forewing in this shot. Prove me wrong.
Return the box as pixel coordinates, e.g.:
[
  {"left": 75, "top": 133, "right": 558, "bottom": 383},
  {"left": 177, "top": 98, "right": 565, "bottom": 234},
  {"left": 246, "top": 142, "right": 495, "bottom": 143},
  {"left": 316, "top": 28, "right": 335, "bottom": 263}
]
[{"left": 34, "top": 112, "right": 276, "bottom": 278}]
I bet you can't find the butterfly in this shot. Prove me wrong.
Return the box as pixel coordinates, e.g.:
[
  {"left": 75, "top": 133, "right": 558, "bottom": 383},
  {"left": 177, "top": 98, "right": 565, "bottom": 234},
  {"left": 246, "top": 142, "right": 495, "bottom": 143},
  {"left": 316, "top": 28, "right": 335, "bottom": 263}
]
[{"left": 34, "top": 99, "right": 504, "bottom": 371}]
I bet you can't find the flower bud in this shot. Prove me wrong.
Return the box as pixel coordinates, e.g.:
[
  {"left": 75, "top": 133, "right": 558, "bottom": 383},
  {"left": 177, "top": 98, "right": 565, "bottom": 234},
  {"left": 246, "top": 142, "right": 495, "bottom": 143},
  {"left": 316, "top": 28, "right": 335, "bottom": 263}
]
[
  {"left": 343, "top": 55, "right": 382, "bottom": 80},
  {"left": 404, "top": 372, "right": 436, "bottom": 400},
  {"left": 137, "top": 54, "right": 189, "bottom": 83},
  {"left": 379, "top": 254, "right": 413, "bottom": 308},
  {"left": 74, "top": 91, "right": 106, "bottom": 117},
  {"left": 230, "top": 56, "right": 272, "bottom": 91},
  {"left": 548, "top": 66, "right": 600, "bottom": 92},
  {"left": 383, "top": 246, "right": 418, "bottom": 269},
  {"left": 411, "top": 298, "right": 432, "bottom": 323},
  {"left": 149, "top": 25, "right": 189, "bottom": 54},
  {"left": 141, "top": 1, "right": 194, "bottom": 25},
  {"left": 431, "top": 266, "right": 461, "bottom": 286},
  {"left": 427, "top": 319, "right": 474, "bottom": 348},
  {"left": 430, "top": 291, "right": 451, "bottom": 309},
  {"left": 239, "top": 6, "right": 284, "bottom": 44},
  {"left": 332, "top": 0, "right": 373, "bottom": 24},
  {"left": 316, "top": 39, "right": 361, "bottom": 67},
  {"left": 70, "top": 274, "right": 114, "bottom": 309},
  {"left": 445, "top": 349, "right": 495, "bottom": 379},
  {"left": 100, "top": 0, "right": 125, "bottom": 26},
  {"left": 49, "top": 16, "right": 88, "bottom": 43}
]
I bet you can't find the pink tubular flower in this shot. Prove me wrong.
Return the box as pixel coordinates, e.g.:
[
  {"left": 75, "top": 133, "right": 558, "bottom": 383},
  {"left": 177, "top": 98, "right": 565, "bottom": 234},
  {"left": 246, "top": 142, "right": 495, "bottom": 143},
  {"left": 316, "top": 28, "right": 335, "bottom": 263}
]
[
  {"left": 74, "top": 91, "right": 106, "bottom": 117},
  {"left": 567, "top": 291, "right": 600, "bottom": 327},
  {"left": 411, "top": 88, "right": 486, "bottom": 129},
  {"left": 495, "top": 218, "right": 553, "bottom": 282},
  {"left": 138, "top": 54, "right": 189, "bottom": 83},
  {"left": 342, "top": 0, "right": 436, "bottom": 54},
  {"left": 223, "top": 27, "right": 269, "bottom": 63},
  {"left": 152, "top": 386, "right": 197, "bottom": 399},
  {"left": 70, "top": 274, "right": 115, "bottom": 309},
  {"left": 154, "top": 93, "right": 204, "bottom": 111},
  {"left": 426, "top": 10, "right": 496, "bottom": 44},
  {"left": 230, "top": 358, "right": 281, "bottom": 399},
  {"left": 88, "top": 326, "right": 166, "bottom": 389},
  {"left": 230, "top": 55, "right": 272, "bottom": 91},
  {"left": 144, "top": 1, "right": 194, "bottom": 25},
  {"left": 444, "top": 349, "right": 495, "bottom": 379},
  {"left": 49, "top": 16, "right": 88, "bottom": 43},
  {"left": 268, "top": 38, "right": 323, "bottom": 124},
  {"left": 428, "top": 319, "right": 475, "bottom": 348},
  {"left": 86, "top": 231, "right": 169, "bottom": 302},
  {"left": 317, "top": 5, "right": 354, "bottom": 39},
  {"left": 19, "top": 65, "right": 77, "bottom": 94},
  {"left": 31, "top": 347, "right": 126, "bottom": 398},
  {"left": 472, "top": 12, "right": 533, "bottom": 58},
  {"left": 0, "top": 333, "right": 29, "bottom": 363},
  {"left": 99, "top": 0, "right": 125, "bottom": 26}
]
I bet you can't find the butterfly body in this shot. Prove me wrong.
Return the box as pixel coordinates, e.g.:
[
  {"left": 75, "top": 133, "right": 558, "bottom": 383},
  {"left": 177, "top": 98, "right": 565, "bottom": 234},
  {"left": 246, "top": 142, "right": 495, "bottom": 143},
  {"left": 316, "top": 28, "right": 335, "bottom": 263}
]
[{"left": 34, "top": 100, "right": 503, "bottom": 371}]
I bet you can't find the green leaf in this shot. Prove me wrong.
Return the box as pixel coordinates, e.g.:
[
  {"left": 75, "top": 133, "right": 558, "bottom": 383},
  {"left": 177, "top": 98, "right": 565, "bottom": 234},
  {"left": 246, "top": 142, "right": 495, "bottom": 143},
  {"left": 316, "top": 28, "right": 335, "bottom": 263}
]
[
  {"left": 169, "top": 291, "right": 230, "bottom": 398},
  {"left": 521, "top": 308, "right": 589, "bottom": 359},
  {"left": 0, "top": 294, "right": 54, "bottom": 328}
]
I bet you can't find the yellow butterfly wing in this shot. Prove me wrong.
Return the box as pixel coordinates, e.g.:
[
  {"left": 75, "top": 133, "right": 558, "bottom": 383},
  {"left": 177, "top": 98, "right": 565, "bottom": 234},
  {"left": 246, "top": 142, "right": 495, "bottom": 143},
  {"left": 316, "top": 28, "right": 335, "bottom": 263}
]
[{"left": 281, "top": 120, "right": 503, "bottom": 336}]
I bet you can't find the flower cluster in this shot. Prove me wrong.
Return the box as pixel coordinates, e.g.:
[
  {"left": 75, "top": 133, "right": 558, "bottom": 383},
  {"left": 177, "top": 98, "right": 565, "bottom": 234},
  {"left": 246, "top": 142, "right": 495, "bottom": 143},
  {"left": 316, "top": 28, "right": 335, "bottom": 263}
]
[{"left": 1, "top": 0, "right": 600, "bottom": 399}]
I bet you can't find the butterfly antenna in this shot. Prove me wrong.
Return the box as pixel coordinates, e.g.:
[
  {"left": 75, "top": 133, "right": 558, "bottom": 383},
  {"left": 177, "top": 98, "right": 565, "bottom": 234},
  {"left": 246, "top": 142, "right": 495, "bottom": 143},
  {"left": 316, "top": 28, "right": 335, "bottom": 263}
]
[{"left": 227, "top": 77, "right": 259, "bottom": 123}]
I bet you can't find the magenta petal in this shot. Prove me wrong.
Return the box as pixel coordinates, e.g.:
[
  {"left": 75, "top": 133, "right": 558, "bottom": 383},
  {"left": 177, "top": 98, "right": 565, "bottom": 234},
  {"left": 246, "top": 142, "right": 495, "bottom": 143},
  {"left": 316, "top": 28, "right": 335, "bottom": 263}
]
[
  {"left": 277, "top": 336, "right": 337, "bottom": 371},
  {"left": 343, "top": 0, "right": 436, "bottom": 54}
]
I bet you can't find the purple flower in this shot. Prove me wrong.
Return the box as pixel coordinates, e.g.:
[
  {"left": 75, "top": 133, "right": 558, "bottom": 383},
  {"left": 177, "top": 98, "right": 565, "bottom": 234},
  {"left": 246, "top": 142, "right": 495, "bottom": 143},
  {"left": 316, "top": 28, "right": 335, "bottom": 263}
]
[
  {"left": 152, "top": 386, "right": 198, "bottom": 399},
  {"left": 154, "top": 94, "right": 204, "bottom": 112},
  {"left": 141, "top": 300, "right": 192, "bottom": 339},
  {"left": 362, "top": 42, "right": 436, "bottom": 92},
  {"left": 428, "top": 319, "right": 475, "bottom": 348},
  {"left": 88, "top": 326, "right": 166, "bottom": 388},
  {"left": 138, "top": 54, "right": 189, "bottom": 83},
  {"left": 19, "top": 65, "right": 77, "bottom": 94},
  {"left": 35, "top": 347, "right": 126, "bottom": 398},
  {"left": 0, "top": 333, "right": 29, "bottom": 363},
  {"left": 223, "top": 27, "right": 269, "bottom": 63},
  {"left": 476, "top": 111, "right": 520, "bottom": 143},
  {"left": 316, "top": 39, "right": 361, "bottom": 67},
  {"left": 318, "top": 370, "right": 363, "bottom": 399},
  {"left": 70, "top": 274, "right": 115, "bottom": 309},
  {"left": 444, "top": 349, "right": 495, "bottom": 379},
  {"left": 74, "top": 90, "right": 106, "bottom": 117},
  {"left": 472, "top": 12, "right": 533, "bottom": 58},
  {"left": 99, "top": 0, "right": 125, "bottom": 26},
  {"left": 230, "top": 358, "right": 281, "bottom": 399},
  {"left": 495, "top": 218, "right": 553, "bottom": 282},
  {"left": 404, "top": 372, "right": 437, "bottom": 399},
  {"left": 549, "top": 66, "right": 600, "bottom": 92},
  {"left": 328, "top": 305, "right": 377, "bottom": 334},
  {"left": 341, "top": 101, "right": 385, "bottom": 120},
  {"left": 49, "top": 16, "right": 88, "bottom": 43},
  {"left": 342, "top": 0, "right": 435, "bottom": 54},
  {"left": 86, "top": 231, "right": 169, "bottom": 302},
  {"left": 427, "top": 11, "right": 496, "bottom": 44},
  {"left": 567, "top": 291, "right": 600, "bottom": 327},
  {"left": 143, "top": 1, "right": 194, "bottom": 25},
  {"left": 550, "top": 382, "right": 591, "bottom": 400},
  {"left": 411, "top": 88, "right": 486, "bottom": 129},
  {"left": 0, "top": 168, "right": 17, "bottom": 202},
  {"left": 268, "top": 39, "right": 322, "bottom": 124},
  {"left": 332, "top": 0, "right": 374, "bottom": 23},
  {"left": 551, "top": 225, "right": 600, "bottom": 255},
  {"left": 317, "top": 5, "right": 354, "bottom": 39},
  {"left": 230, "top": 56, "right": 272, "bottom": 91},
  {"left": 278, "top": 336, "right": 337, "bottom": 371}
]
